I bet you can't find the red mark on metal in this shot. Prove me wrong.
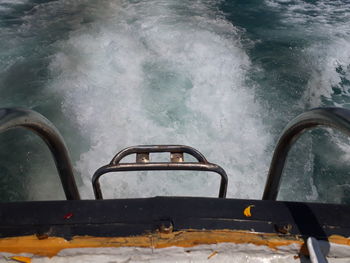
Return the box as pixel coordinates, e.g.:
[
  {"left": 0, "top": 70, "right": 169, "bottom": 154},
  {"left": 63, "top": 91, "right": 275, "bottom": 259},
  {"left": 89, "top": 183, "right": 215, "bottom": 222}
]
[{"left": 63, "top": 213, "right": 73, "bottom": 219}]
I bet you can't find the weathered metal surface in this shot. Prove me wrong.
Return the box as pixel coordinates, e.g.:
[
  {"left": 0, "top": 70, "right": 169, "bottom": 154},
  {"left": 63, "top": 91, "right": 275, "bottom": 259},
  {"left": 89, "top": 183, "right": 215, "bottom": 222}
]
[
  {"left": 1, "top": 230, "right": 350, "bottom": 258},
  {"left": 0, "top": 197, "right": 349, "bottom": 257},
  {"left": 0, "top": 197, "right": 349, "bottom": 240},
  {"left": 0, "top": 230, "right": 307, "bottom": 257}
]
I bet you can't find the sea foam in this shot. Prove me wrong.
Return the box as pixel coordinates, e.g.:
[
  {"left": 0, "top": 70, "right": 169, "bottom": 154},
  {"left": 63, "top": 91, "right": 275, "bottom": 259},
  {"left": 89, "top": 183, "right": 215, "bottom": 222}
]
[{"left": 48, "top": 0, "right": 271, "bottom": 199}]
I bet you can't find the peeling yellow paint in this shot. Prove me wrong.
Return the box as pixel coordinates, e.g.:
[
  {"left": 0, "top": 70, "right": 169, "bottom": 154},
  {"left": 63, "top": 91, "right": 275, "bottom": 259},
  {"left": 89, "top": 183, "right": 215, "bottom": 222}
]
[
  {"left": 9, "top": 256, "right": 32, "bottom": 263},
  {"left": 329, "top": 235, "right": 350, "bottom": 246},
  {"left": 0, "top": 230, "right": 348, "bottom": 258}
]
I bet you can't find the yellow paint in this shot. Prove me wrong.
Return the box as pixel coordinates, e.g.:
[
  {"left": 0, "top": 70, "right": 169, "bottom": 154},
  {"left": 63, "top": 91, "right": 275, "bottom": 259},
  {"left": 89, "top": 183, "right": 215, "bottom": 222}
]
[
  {"left": 329, "top": 235, "right": 350, "bottom": 246},
  {"left": 0, "top": 230, "right": 348, "bottom": 258},
  {"left": 243, "top": 205, "right": 255, "bottom": 217},
  {"left": 9, "top": 256, "right": 32, "bottom": 263},
  {"left": 0, "top": 230, "right": 302, "bottom": 257}
]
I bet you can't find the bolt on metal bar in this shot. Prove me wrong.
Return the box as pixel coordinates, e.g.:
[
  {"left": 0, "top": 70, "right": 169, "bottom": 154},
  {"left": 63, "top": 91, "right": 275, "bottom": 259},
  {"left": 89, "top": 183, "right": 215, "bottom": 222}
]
[
  {"left": 92, "top": 145, "right": 228, "bottom": 199},
  {"left": 0, "top": 108, "right": 80, "bottom": 200},
  {"left": 263, "top": 107, "right": 350, "bottom": 201},
  {"left": 110, "top": 145, "right": 208, "bottom": 164}
]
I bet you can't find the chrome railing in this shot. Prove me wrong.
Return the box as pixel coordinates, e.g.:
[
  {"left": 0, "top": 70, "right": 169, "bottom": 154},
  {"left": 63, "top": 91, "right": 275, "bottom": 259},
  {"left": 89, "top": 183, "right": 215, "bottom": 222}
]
[
  {"left": 0, "top": 108, "right": 80, "bottom": 200},
  {"left": 263, "top": 107, "right": 350, "bottom": 200},
  {"left": 92, "top": 145, "right": 228, "bottom": 199}
]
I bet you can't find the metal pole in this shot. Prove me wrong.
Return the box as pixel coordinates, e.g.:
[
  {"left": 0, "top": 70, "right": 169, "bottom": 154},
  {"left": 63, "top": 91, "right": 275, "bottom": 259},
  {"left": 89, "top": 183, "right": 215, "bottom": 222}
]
[
  {"left": 263, "top": 107, "right": 350, "bottom": 200},
  {"left": 0, "top": 108, "right": 80, "bottom": 200}
]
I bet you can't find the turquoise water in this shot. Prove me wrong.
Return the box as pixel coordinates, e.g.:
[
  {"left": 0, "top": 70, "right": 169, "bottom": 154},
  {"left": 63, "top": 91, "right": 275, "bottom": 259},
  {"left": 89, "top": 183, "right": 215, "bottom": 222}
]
[{"left": 0, "top": 0, "right": 350, "bottom": 203}]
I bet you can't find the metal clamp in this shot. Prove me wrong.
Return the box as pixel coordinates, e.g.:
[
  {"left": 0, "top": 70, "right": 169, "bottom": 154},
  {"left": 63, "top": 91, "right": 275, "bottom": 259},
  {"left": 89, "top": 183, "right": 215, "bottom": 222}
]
[
  {"left": 92, "top": 145, "right": 228, "bottom": 199},
  {"left": 0, "top": 108, "right": 80, "bottom": 200},
  {"left": 263, "top": 107, "right": 350, "bottom": 200}
]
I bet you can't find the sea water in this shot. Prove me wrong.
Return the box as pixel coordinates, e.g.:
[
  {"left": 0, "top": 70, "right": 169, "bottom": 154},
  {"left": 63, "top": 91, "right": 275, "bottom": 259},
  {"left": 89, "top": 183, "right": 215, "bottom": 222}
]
[{"left": 0, "top": 0, "right": 349, "bottom": 203}]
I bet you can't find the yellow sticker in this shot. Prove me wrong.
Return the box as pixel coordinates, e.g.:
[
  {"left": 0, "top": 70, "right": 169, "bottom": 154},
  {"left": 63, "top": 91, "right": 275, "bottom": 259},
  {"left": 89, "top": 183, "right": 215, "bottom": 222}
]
[
  {"left": 243, "top": 205, "right": 255, "bottom": 217},
  {"left": 10, "top": 256, "right": 32, "bottom": 263}
]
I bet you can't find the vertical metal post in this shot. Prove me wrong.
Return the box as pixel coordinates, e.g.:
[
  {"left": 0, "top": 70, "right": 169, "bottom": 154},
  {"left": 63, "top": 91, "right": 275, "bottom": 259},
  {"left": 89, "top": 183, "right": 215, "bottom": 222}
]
[
  {"left": 263, "top": 107, "right": 350, "bottom": 200},
  {"left": 0, "top": 108, "right": 80, "bottom": 200}
]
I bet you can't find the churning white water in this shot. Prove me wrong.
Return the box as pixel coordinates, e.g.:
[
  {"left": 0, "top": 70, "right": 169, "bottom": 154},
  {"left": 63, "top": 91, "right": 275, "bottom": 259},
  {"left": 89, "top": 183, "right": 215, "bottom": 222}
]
[
  {"left": 47, "top": 0, "right": 271, "bottom": 199},
  {"left": 2, "top": 0, "right": 350, "bottom": 203}
]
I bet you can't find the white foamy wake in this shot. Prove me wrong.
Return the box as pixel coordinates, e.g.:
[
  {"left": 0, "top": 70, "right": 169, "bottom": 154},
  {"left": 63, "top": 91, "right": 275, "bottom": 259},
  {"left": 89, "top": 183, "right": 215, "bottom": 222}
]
[
  {"left": 49, "top": 0, "right": 271, "bottom": 199},
  {"left": 265, "top": 0, "right": 350, "bottom": 108},
  {"left": 0, "top": 0, "right": 28, "bottom": 12}
]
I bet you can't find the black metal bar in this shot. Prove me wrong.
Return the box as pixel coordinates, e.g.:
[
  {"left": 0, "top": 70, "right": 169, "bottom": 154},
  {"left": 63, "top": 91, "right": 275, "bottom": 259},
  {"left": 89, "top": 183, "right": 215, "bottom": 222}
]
[
  {"left": 0, "top": 108, "right": 80, "bottom": 200},
  {"left": 263, "top": 107, "right": 350, "bottom": 201},
  {"left": 1, "top": 197, "right": 350, "bottom": 240},
  {"left": 92, "top": 145, "right": 228, "bottom": 199}
]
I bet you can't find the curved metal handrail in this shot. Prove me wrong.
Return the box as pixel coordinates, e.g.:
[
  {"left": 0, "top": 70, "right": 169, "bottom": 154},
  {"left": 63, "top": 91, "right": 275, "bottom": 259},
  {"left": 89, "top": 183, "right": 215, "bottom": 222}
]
[
  {"left": 263, "top": 107, "right": 350, "bottom": 200},
  {"left": 111, "top": 145, "right": 208, "bottom": 164},
  {"left": 0, "top": 108, "right": 80, "bottom": 200},
  {"left": 92, "top": 145, "right": 228, "bottom": 199}
]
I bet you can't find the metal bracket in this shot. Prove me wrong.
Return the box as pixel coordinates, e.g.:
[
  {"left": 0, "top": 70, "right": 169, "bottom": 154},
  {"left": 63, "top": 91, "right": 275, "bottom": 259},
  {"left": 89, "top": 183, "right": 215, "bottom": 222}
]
[{"left": 92, "top": 145, "right": 228, "bottom": 199}]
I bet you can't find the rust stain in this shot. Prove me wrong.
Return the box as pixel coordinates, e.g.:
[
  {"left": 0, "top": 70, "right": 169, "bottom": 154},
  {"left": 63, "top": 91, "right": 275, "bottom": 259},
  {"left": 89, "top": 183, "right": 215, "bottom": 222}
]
[
  {"left": 207, "top": 250, "right": 218, "bottom": 259},
  {"left": 0, "top": 230, "right": 348, "bottom": 258},
  {"left": 9, "top": 256, "right": 32, "bottom": 263}
]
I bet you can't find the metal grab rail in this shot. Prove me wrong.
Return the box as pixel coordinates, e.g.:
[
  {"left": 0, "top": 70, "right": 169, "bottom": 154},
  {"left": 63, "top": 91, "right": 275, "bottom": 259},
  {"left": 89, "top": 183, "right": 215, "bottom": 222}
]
[
  {"left": 0, "top": 108, "right": 80, "bottom": 200},
  {"left": 92, "top": 145, "right": 228, "bottom": 199},
  {"left": 263, "top": 107, "right": 350, "bottom": 201}
]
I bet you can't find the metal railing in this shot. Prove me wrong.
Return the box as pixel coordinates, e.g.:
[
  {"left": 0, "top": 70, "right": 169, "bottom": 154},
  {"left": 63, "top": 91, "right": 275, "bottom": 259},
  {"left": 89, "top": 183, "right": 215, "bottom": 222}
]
[
  {"left": 92, "top": 145, "right": 228, "bottom": 199},
  {"left": 0, "top": 108, "right": 80, "bottom": 200},
  {"left": 263, "top": 107, "right": 350, "bottom": 200}
]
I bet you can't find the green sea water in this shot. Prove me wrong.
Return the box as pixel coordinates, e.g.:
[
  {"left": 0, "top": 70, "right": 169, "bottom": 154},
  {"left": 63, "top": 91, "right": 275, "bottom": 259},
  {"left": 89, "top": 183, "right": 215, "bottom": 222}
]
[{"left": 0, "top": 0, "right": 350, "bottom": 203}]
